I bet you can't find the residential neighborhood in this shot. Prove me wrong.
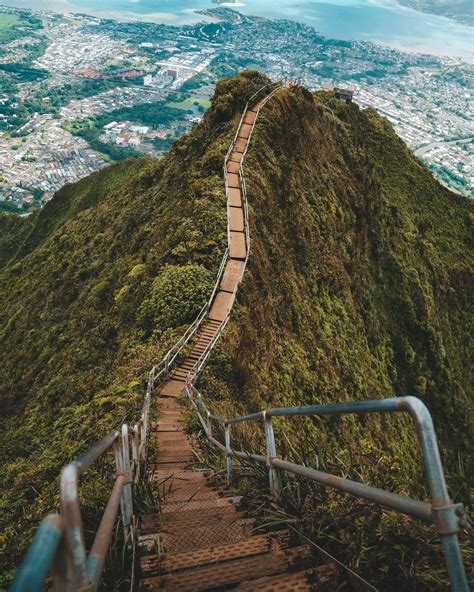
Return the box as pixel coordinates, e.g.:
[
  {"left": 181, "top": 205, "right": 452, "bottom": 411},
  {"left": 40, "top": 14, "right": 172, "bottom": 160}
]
[{"left": 0, "top": 5, "right": 472, "bottom": 212}]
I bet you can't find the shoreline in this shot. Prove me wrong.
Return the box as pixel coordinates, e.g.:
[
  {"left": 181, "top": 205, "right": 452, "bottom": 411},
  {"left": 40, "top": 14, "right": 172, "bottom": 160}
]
[{"left": 0, "top": 0, "right": 472, "bottom": 62}]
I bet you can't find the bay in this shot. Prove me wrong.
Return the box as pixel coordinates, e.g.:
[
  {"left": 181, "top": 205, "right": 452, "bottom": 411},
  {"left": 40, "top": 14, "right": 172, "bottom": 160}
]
[{"left": 2, "top": 0, "right": 473, "bottom": 61}]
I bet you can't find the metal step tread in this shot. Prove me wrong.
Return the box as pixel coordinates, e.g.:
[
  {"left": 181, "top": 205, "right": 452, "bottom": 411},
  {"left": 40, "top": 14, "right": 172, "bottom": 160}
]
[
  {"left": 235, "top": 562, "right": 338, "bottom": 591},
  {"left": 156, "top": 530, "right": 292, "bottom": 574},
  {"left": 142, "top": 544, "right": 312, "bottom": 591}
]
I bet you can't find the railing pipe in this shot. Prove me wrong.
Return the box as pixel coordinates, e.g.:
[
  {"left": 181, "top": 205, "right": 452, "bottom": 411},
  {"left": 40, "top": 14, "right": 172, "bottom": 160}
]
[
  {"left": 208, "top": 435, "right": 227, "bottom": 453},
  {"left": 74, "top": 432, "right": 118, "bottom": 474},
  {"left": 264, "top": 412, "right": 280, "bottom": 495},
  {"left": 207, "top": 411, "right": 213, "bottom": 440},
  {"left": 132, "top": 424, "right": 140, "bottom": 483},
  {"left": 226, "top": 410, "right": 264, "bottom": 425},
  {"left": 224, "top": 423, "right": 233, "bottom": 485},
  {"left": 120, "top": 424, "right": 133, "bottom": 540},
  {"left": 113, "top": 438, "right": 127, "bottom": 542},
  {"left": 10, "top": 515, "right": 64, "bottom": 592},
  {"left": 232, "top": 450, "right": 267, "bottom": 464},
  {"left": 86, "top": 475, "right": 126, "bottom": 588},
  {"left": 60, "top": 464, "right": 89, "bottom": 590},
  {"left": 272, "top": 458, "right": 432, "bottom": 522}
]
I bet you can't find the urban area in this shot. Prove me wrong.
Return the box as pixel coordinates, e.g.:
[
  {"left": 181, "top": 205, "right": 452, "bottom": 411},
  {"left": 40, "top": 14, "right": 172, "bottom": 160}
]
[{"left": 0, "top": 5, "right": 472, "bottom": 213}]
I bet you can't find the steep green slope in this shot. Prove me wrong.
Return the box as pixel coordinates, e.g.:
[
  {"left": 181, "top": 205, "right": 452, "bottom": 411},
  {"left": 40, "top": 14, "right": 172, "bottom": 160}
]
[
  {"left": 0, "top": 70, "right": 270, "bottom": 587},
  {"left": 0, "top": 73, "right": 472, "bottom": 589},
  {"left": 0, "top": 158, "right": 147, "bottom": 270},
  {"left": 200, "top": 84, "right": 473, "bottom": 589}
]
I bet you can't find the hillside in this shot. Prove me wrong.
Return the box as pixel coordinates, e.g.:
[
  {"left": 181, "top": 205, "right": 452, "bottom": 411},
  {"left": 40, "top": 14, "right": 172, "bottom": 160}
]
[
  {"left": 200, "top": 83, "right": 474, "bottom": 588},
  {"left": 0, "top": 72, "right": 472, "bottom": 589}
]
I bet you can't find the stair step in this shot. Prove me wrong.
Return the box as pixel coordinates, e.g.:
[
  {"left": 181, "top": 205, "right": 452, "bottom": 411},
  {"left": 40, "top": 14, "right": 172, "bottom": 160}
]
[
  {"left": 238, "top": 123, "right": 252, "bottom": 139},
  {"left": 220, "top": 258, "right": 245, "bottom": 293},
  {"left": 156, "top": 453, "right": 194, "bottom": 464},
  {"left": 229, "top": 230, "right": 247, "bottom": 260},
  {"left": 158, "top": 530, "right": 291, "bottom": 573},
  {"left": 228, "top": 205, "right": 245, "bottom": 232},
  {"left": 234, "top": 136, "right": 247, "bottom": 153},
  {"left": 161, "top": 504, "right": 239, "bottom": 527},
  {"left": 229, "top": 150, "right": 244, "bottom": 164},
  {"left": 144, "top": 544, "right": 310, "bottom": 591},
  {"left": 171, "top": 371, "right": 191, "bottom": 380},
  {"left": 159, "top": 380, "right": 186, "bottom": 397},
  {"left": 227, "top": 172, "right": 239, "bottom": 187},
  {"left": 243, "top": 111, "right": 257, "bottom": 125},
  {"left": 201, "top": 326, "right": 218, "bottom": 334},
  {"left": 209, "top": 290, "right": 234, "bottom": 322},
  {"left": 227, "top": 160, "right": 240, "bottom": 174},
  {"left": 235, "top": 563, "right": 338, "bottom": 591},
  {"left": 157, "top": 400, "right": 182, "bottom": 410},
  {"left": 161, "top": 496, "right": 242, "bottom": 514},
  {"left": 160, "top": 517, "right": 256, "bottom": 553}
]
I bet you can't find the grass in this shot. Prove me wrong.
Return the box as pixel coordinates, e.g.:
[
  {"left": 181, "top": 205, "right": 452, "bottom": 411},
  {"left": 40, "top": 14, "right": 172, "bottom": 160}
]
[
  {"left": 0, "top": 13, "right": 20, "bottom": 30},
  {"left": 0, "top": 13, "right": 21, "bottom": 43},
  {"left": 167, "top": 96, "right": 211, "bottom": 111}
]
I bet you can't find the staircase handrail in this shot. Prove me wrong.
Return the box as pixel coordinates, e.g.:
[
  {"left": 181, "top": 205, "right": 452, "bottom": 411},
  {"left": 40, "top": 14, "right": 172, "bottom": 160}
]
[{"left": 183, "top": 383, "right": 469, "bottom": 592}]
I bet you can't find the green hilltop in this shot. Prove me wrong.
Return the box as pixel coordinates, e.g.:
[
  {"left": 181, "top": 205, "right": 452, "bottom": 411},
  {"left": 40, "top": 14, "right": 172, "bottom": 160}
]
[{"left": 0, "top": 71, "right": 472, "bottom": 589}]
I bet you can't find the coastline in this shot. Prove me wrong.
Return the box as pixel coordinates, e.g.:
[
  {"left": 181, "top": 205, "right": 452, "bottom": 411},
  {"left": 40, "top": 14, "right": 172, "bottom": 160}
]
[{"left": 0, "top": 0, "right": 472, "bottom": 62}]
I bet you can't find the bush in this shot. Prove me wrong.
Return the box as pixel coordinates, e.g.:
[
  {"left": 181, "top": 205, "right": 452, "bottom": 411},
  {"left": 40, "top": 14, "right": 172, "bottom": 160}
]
[{"left": 138, "top": 264, "right": 214, "bottom": 333}]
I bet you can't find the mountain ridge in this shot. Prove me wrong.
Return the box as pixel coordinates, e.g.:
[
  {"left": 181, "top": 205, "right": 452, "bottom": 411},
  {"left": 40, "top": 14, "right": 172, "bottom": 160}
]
[{"left": 0, "top": 72, "right": 472, "bottom": 589}]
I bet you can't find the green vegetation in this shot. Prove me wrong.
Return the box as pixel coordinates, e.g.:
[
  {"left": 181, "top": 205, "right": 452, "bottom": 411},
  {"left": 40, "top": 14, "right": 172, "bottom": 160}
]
[
  {"left": 64, "top": 118, "right": 143, "bottom": 162},
  {"left": 0, "top": 72, "right": 472, "bottom": 589},
  {"left": 423, "top": 159, "right": 473, "bottom": 197},
  {"left": 167, "top": 96, "right": 211, "bottom": 112},
  {"left": 197, "top": 82, "right": 473, "bottom": 589},
  {"left": 0, "top": 10, "right": 47, "bottom": 131},
  {"left": 0, "top": 13, "right": 21, "bottom": 41},
  {"left": 0, "top": 10, "right": 43, "bottom": 52},
  {"left": 64, "top": 102, "right": 188, "bottom": 161},
  {"left": 0, "top": 11, "right": 42, "bottom": 45},
  {"left": 0, "top": 71, "right": 268, "bottom": 588}
]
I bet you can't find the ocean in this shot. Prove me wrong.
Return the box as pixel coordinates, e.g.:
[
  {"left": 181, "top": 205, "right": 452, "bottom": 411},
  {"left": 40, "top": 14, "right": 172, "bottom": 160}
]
[{"left": 2, "top": 0, "right": 473, "bottom": 61}]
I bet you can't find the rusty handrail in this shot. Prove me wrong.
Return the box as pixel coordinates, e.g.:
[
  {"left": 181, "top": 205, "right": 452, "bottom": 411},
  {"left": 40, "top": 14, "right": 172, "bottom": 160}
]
[
  {"left": 184, "top": 385, "right": 469, "bottom": 592},
  {"left": 11, "top": 429, "right": 135, "bottom": 592}
]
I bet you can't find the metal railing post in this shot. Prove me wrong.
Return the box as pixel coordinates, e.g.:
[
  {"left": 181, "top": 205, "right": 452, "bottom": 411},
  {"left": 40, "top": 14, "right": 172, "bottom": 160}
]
[
  {"left": 113, "top": 437, "right": 128, "bottom": 542},
  {"left": 120, "top": 424, "right": 133, "bottom": 542},
  {"left": 11, "top": 514, "right": 66, "bottom": 592},
  {"left": 402, "top": 398, "right": 469, "bottom": 592},
  {"left": 264, "top": 411, "right": 280, "bottom": 496},
  {"left": 140, "top": 413, "right": 146, "bottom": 461},
  {"left": 224, "top": 422, "right": 233, "bottom": 485},
  {"left": 60, "top": 464, "right": 90, "bottom": 591},
  {"left": 132, "top": 424, "right": 140, "bottom": 483},
  {"left": 207, "top": 412, "right": 213, "bottom": 449}
]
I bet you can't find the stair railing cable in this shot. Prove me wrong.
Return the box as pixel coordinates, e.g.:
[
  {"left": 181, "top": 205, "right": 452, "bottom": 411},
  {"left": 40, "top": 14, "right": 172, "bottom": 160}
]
[{"left": 10, "top": 81, "right": 283, "bottom": 592}]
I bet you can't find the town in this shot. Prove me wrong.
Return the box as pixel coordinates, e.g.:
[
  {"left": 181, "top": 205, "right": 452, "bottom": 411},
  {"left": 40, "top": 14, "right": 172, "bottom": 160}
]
[{"left": 0, "top": 5, "right": 472, "bottom": 213}]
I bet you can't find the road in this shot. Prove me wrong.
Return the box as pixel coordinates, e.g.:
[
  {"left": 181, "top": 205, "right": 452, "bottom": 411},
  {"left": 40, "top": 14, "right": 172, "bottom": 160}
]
[{"left": 414, "top": 136, "right": 474, "bottom": 157}]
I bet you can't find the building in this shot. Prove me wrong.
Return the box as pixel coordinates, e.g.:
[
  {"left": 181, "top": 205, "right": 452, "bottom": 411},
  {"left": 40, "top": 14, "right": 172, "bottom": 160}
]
[{"left": 334, "top": 87, "right": 354, "bottom": 103}]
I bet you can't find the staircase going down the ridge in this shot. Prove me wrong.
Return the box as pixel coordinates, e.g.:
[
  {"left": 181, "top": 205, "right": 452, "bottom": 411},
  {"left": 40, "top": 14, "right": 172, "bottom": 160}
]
[{"left": 137, "top": 92, "right": 340, "bottom": 590}]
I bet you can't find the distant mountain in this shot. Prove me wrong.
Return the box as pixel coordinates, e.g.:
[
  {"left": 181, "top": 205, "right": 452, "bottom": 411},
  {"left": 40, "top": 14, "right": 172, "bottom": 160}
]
[
  {"left": 0, "top": 71, "right": 472, "bottom": 589},
  {"left": 398, "top": 0, "right": 473, "bottom": 26}
]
